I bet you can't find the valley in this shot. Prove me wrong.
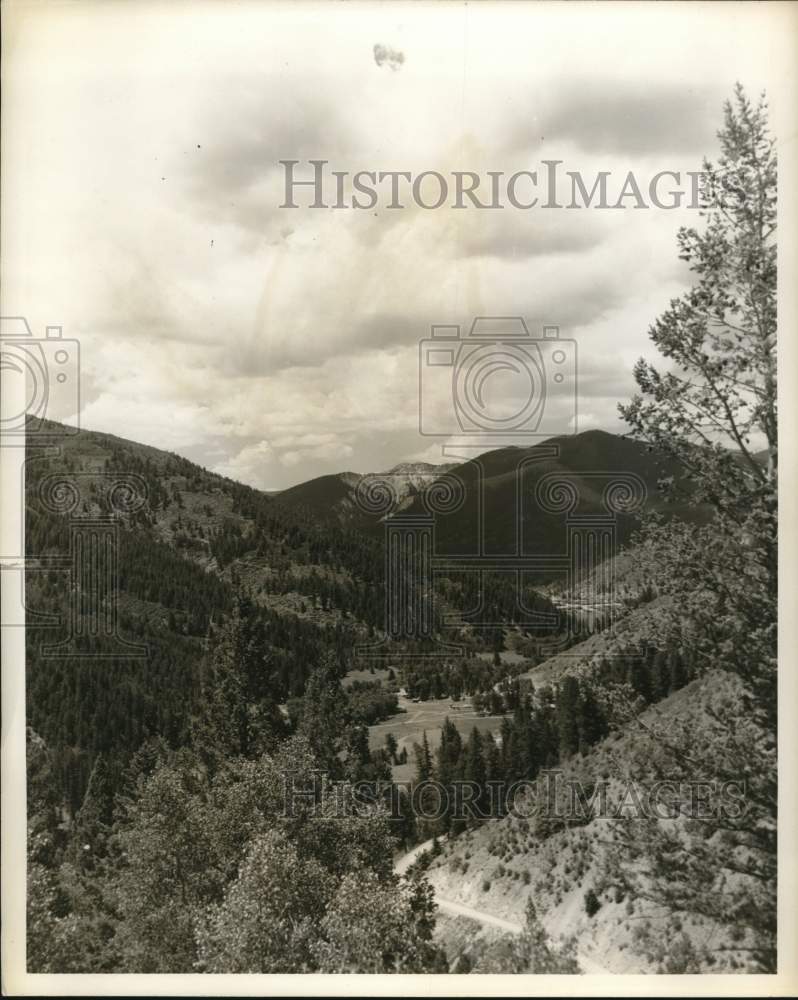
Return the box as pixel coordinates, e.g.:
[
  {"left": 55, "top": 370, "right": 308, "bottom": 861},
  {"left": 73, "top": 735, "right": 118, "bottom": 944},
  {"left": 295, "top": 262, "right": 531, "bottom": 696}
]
[{"left": 22, "top": 418, "right": 775, "bottom": 975}]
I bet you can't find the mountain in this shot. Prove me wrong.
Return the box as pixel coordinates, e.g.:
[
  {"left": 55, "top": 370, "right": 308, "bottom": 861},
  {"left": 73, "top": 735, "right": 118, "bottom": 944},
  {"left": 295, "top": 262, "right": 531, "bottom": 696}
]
[
  {"left": 24, "top": 421, "right": 393, "bottom": 810},
  {"left": 274, "top": 460, "right": 455, "bottom": 525},
  {"left": 22, "top": 421, "right": 709, "bottom": 812},
  {"left": 23, "top": 421, "right": 766, "bottom": 975},
  {"left": 408, "top": 429, "right": 711, "bottom": 560},
  {"left": 274, "top": 429, "right": 709, "bottom": 553},
  {"left": 382, "top": 461, "right": 458, "bottom": 498}
]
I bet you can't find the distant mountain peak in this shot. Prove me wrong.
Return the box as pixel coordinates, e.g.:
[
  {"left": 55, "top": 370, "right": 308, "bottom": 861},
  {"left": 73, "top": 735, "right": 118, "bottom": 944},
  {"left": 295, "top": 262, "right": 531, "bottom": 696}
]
[{"left": 383, "top": 461, "right": 453, "bottom": 476}]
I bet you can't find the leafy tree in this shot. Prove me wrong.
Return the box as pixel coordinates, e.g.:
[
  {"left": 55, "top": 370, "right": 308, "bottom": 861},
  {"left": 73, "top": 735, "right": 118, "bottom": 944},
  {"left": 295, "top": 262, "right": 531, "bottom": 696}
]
[
  {"left": 314, "top": 871, "right": 445, "bottom": 972},
  {"left": 621, "top": 84, "right": 776, "bottom": 498},
  {"left": 27, "top": 862, "right": 82, "bottom": 973},
  {"left": 111, "top": 755, "right": 222, "bottom": 972},
  {"left": 195, "top": 830, "right": 334, "bottom": 973}
]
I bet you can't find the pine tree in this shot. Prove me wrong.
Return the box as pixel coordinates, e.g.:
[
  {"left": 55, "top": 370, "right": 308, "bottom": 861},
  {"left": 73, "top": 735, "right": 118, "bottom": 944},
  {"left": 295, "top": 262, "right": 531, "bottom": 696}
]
[
  {"left": 192, "top": 595, "right": 286, "bottom": 772},
  {"left": 462, "top": 728, "right": 487, "bottom": 824},
  {"left": 613, "top": 86, "right": 777, "bottom": 971},
  {"left": 556, "top": 677, "right": 580, "bottom": 759},
  {"left": 413, "top": 731, "right": 433, "bottom": 784},
  {"left": 297, "top": 653, "right": 352, "bottom": 776},
  {"left": 436, "top": 718, "right": 463, "bottom": 834}
]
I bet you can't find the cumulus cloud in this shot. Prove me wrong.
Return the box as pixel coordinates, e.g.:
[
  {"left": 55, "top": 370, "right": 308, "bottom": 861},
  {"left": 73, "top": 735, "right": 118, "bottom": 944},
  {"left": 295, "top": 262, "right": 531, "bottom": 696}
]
[
  {"left": 2, "top": 2, "right": 787, "bottom": 489},
  {"left": 515, "top": 81, "right": 725, "bottom": 158},
  {"left": 213, "top": 440, "right": 275, "bottom": 490}
]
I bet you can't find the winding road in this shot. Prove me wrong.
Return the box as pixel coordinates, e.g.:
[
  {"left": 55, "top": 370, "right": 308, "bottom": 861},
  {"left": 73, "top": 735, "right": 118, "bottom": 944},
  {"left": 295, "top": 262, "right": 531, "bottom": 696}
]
[
  {"left": 394, "top": 838, "right": 612, "bottom": 973},
  {"left": 395, "top": 837, "right": 524, "bottom": 935}
]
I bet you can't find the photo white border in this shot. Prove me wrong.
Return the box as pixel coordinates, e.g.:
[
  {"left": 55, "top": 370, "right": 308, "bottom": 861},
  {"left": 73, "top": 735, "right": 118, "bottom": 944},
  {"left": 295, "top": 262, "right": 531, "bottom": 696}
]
[{"left": 2, "top": 0, "right": 797, "bottom": 994}]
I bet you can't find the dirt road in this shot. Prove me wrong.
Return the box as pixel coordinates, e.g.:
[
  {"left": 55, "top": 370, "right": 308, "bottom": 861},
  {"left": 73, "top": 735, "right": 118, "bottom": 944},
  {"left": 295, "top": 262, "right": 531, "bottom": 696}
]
[
  {"left": 394, "top": 837, "right": 524, "bottom": 933},
  {"left": 393, "top": 838, "right": 614, "bottom": 973}
]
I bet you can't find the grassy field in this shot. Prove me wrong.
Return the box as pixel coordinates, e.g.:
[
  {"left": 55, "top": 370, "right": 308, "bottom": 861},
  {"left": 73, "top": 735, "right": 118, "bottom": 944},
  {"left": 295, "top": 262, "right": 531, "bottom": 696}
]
[
  {"left": 343, "top": 666, "right": 394, "bottom": 687},
  {"left": 368, "top": 694, "right": 506, "bottom": 782}
]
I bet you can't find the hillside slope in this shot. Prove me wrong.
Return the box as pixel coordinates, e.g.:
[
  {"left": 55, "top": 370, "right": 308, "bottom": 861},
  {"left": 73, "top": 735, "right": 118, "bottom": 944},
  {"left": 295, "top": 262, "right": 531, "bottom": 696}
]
[
  {"left": 404, "top": 430, "right": 712, "bottom": 561},
  {"left": 24, "top": 421, "right": 388, "bottom": 808},
  {"left": 273, "top": 429, "right": 712, "bottom": 555},
  {"left": 21, "top": 422, "right": 709, "bottom": 814},
  {"left": 422, "top": 671, "right": 754, "bottom": 974}
]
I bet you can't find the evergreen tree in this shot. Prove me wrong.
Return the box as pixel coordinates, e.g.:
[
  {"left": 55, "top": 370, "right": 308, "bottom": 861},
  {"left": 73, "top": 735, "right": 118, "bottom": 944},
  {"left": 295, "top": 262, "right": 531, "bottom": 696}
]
[
  {"left": 193, "top": 595, "right": 286, "bottom": 772},
  {"left": 613, "top": 86, "right": 777, "bottom": 970},
  {"left": 462, "top": 728, "right": 487, "bottom": 824},
  {"left": 296, "top": 653, "right": 352, "bottom": 776},
  {"left": 436, "top": 719, "right": 463, "bottom": 834},
  {"left": 413, "top": 731, "right": 433, "bottom": 784},
  {"left": 556, "top": 677, "right": 580, "bottom": 759}
]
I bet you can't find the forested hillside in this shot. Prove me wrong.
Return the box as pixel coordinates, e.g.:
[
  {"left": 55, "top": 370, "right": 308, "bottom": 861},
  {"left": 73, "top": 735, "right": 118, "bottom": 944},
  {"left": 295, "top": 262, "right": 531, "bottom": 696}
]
[
  {"left": 24, "top": 422, "right": 388, "bottom": 809},
  {"left": 23, "top": 418, "right": 702, "bottom": 973},
  {"left": 30, "top": 420, "right": 677, "bottom": 809}
]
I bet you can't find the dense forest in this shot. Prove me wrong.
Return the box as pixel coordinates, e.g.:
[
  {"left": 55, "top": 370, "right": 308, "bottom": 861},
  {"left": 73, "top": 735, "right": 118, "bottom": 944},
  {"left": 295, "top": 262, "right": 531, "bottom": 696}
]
[
  {"left": 22, "top": 421, "right": 580, "bottom": 973},
  {"left": 23, "top": 421, "right": 683, "bottom": 973}
]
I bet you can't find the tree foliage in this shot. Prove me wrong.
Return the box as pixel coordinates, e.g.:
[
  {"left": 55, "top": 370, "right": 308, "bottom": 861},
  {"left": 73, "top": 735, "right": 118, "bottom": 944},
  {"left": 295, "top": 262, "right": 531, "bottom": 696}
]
[{"left": 613, "top": 85, "right": 777, "bottom": 971}]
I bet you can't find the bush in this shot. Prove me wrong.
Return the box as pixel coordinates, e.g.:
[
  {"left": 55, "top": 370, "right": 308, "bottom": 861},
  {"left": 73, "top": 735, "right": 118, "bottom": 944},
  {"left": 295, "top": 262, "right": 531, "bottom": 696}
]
[
  {"left": 584, "top": 888, "right": 602, "bottom": 918},
  {"left": 482, "top": 879, "right": 491, "bottom": 892}
]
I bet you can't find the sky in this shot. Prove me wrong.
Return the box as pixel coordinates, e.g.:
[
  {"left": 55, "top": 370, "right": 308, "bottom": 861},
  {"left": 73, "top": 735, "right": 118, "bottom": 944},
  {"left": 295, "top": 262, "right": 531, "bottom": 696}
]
[{"left": 2, "top": 1, "right": 794, "bottom": 490}]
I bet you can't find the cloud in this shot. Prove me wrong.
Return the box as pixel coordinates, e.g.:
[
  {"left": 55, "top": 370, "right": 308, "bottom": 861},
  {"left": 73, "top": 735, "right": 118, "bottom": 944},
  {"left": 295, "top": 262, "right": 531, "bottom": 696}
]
[
  {"left": 3, "top": 1, "right": 785, "bottom": 490},
  {"left": 460, "top": 209, "right": 609, "bottom": 260},
  {"left": 522, "top": 81, "right": 725, "bottom": 158},
  {"left": 213, "top": 440, "right": 275, "bottom": 490}
]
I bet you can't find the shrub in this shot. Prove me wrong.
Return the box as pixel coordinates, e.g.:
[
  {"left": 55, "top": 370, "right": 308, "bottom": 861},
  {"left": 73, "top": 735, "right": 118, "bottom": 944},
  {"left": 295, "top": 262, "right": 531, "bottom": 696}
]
[{"left": 584, "top": 888, "right": 602, "bottom": 918}]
